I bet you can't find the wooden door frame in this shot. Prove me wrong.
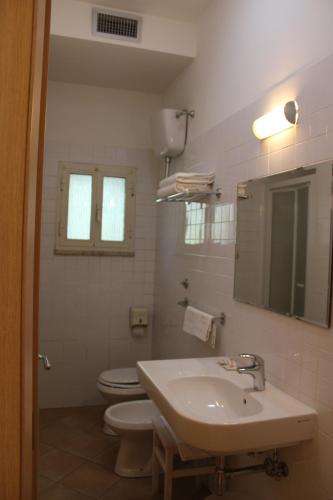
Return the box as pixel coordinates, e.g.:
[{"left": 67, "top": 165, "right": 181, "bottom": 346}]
[
  {"left": 0, "top": 1, "right": 50, "bottom": 499},
  {"left": 22, "top": 1, "right": 51, "bottom": 499}
]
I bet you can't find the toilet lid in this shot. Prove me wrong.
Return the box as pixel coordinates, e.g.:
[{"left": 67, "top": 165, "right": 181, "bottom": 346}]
[{"left": 98, "top": 367, "right": 140, "bottom": 387}]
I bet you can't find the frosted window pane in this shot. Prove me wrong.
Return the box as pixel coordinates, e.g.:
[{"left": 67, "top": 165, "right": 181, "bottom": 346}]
[
  {"left": 102, "top": 177, "right": 126, "bottom": 241},
  {"left": 67, "top": 174, "right": 92, "bottom": 240}
]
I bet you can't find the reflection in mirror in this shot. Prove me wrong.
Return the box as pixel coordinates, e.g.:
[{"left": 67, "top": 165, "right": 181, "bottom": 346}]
[{"left": 234, "top": 161, "right": 333, "bottom": 328}]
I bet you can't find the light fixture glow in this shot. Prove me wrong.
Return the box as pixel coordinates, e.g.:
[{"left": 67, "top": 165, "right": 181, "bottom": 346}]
[{"left": 252, "top": 100, "right": 299, "bottom": 140}]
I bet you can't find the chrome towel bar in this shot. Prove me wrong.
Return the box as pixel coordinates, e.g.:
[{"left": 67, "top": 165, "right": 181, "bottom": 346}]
[{"left": 177, "top": 299, "right": 226, "bottom": 325}]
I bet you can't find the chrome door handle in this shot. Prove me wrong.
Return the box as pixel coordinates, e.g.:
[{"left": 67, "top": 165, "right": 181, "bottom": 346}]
[{"left": 38, "top": 354, "right": 51, "bottom": 370}]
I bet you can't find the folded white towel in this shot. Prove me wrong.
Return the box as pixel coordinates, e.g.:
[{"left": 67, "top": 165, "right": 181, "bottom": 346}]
[
  {"left": 159, "top": 172, "right": 215, "bottom": 189},
  {"left": 183, "top": 306, "right": 216, "bottom": 348},
  {"left": 157, "top": 182, "right": 213, "bottom": 200}
]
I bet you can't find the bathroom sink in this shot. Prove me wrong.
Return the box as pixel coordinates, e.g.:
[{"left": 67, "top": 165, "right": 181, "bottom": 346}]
[
  {"left": 168, "top": 376, "right": 263, "bottom": 420},
  {"left": 137, "top": 357, "right": 317, "bottom": 454}
]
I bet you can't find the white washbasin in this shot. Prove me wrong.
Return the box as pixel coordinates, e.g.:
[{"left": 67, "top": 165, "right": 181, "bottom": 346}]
[
  {"left": 137, "top": 357, "right": 317, "bottom": 454},
  {"left": 168, "top": 376, "right": 263, "bottom": 420}
]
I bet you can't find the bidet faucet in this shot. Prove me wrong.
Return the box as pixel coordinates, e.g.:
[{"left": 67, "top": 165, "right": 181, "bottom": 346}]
[{"left": 236, "top": 353, "right": 265, "bottom": 391}]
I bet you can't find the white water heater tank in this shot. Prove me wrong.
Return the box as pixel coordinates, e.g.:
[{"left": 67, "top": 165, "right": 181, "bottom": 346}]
[{"left": 151, "top": 109, "right": 186, "bottom": 159}]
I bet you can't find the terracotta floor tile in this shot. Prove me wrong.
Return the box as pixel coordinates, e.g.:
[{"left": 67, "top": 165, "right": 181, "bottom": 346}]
[
  {"left": 91, "top": 443, "right": 119, "bottom": 470},
  {"left": 172, "top": 477, "right": 207, "bottom": 500},
  {"left": 40, "top": 423, "right": 81, "bottom": 449},
  {"left": 100, "top": 477, "right": 160, "bottom": 500},
  {"left": 38, "top": 475, "right": 56, "bottom": 493},
  {"left": 62, "top": 462, "right": 120, "bottom": 499},
  {"left": 101, "top": 476, "right": 205, "bottom": 500},
  {"left": 59, "top": 406, "right": 106, "bottom": 432},
  {"left": 39, "top": 449, "right": 85, "bottom": 482},
  {"left": 40, "top": 423, "right": 109, "bottom": 459},
  {"left": 40, "top": 408, "right": 75, "bottom": 428},
  {"left": 39, "top": 484, "right": 93, "bottom": 500},
  {"left": 39, "top": 442, "right": 54, "bottom": 457},
  {"left": 65, "top": 432, "right": 110, "bottom": 460},
  {"left": 89, "top": 424, "right": 113, "bottom": 440},
  {"left": 39, "top": 407, "right": 205, "bottom": 500}
]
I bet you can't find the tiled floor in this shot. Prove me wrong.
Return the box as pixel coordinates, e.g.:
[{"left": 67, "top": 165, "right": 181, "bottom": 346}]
[{"left": 39, "top": 406, "right": 209, "bottom": 500}]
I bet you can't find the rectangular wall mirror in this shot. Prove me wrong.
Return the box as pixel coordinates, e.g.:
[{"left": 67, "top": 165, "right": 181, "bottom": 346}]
[{"left": 234, "top": 161, "right": 333, "bottom": 328}]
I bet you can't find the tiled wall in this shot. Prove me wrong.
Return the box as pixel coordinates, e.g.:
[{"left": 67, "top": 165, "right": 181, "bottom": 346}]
[
  {"left": 39, "top": 82, "right": 160, "bottom": 408},
  {"left": 153, "top": 52, "right": 333, "bottom": 499}
]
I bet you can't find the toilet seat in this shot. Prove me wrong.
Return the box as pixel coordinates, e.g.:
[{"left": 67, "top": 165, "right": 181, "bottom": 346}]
[
  {"left": 99, "top": 367, "right": 139, "bottom": 385},
  {"left": 97, "top": 383, "right": 145, "bottom": 397},
  {"left": 105, "top": 400, "right": 160, "bottom": 432},
  {"left": 97, "top": 367, "right": 146, "bottom": 397}
]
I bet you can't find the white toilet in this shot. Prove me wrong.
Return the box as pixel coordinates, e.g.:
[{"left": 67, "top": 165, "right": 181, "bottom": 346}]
[
  {"left": 97, "top": 367, "right": 147, "bottom": 435},
  {"left": 97, "top": 367, "right": 147, "bottom": 404},
  {"left": 104, "top": 400, "right": 160, "bottom": 478}
]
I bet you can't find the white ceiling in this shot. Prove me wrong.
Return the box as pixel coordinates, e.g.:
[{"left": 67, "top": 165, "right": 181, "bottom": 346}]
[
  {"left": 49, "top": 35, "right": 193, "bottom": 93},
  {"left": 77, "top": 0, "right": 211, "bottom": 22}
]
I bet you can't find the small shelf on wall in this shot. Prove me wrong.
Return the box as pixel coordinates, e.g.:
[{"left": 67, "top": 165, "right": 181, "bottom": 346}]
[{"left": 156, "top": 188, "right": 222, "bottom": 204}]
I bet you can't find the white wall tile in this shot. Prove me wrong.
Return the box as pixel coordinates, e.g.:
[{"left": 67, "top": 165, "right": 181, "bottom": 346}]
[
  {"left": 155, "top": 51, "right": 333, "bottom": 499},
  {"left": 39, "top": 83, "right": 159, "bottom": 408}
]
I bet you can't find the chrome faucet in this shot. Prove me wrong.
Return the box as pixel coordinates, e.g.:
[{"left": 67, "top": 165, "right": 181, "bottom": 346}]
[{"left": 237, "top": 353, "right": 265, "bottom": 391}]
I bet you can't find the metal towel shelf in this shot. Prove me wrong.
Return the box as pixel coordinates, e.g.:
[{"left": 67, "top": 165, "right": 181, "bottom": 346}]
[{"left": 156, "top": 188, "right": 222, "bottom": 204}]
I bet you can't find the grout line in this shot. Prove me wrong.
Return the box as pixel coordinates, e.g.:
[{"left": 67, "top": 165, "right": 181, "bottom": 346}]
[
  {"left": 41, "top": 453, "right": 96, "bottom": 499},
  {"left": 39, "top": 408, "right": 174, "bottom": 499},
  {"left": 38, "top": 416, "right": 121, "bottom": 498},
  {"left": 59, "top": 460, "right": 122, "bottom": 500},
  {"left": 39, "top": 453, "right": 88, "bottom": 483}
]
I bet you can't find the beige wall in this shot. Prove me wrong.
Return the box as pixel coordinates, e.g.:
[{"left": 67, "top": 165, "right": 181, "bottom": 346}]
[
  {"left": 164, "top": 0, "right": 333, "bottom": 139},
  {"left": 154, "top": 3, "right": 333, "bottom": 498},
  {"left": 46, "top": 81, "right": 160, "bottom": 148}
]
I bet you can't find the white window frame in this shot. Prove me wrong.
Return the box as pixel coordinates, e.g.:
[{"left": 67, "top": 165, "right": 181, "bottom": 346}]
[{"left": 55, "top": 161, "right": 136, "bottom": 256}]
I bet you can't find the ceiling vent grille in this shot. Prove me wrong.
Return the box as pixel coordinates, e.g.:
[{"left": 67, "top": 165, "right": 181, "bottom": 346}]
[{"left": 92, "top": 9, "right": 142, "bottom": 42}]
